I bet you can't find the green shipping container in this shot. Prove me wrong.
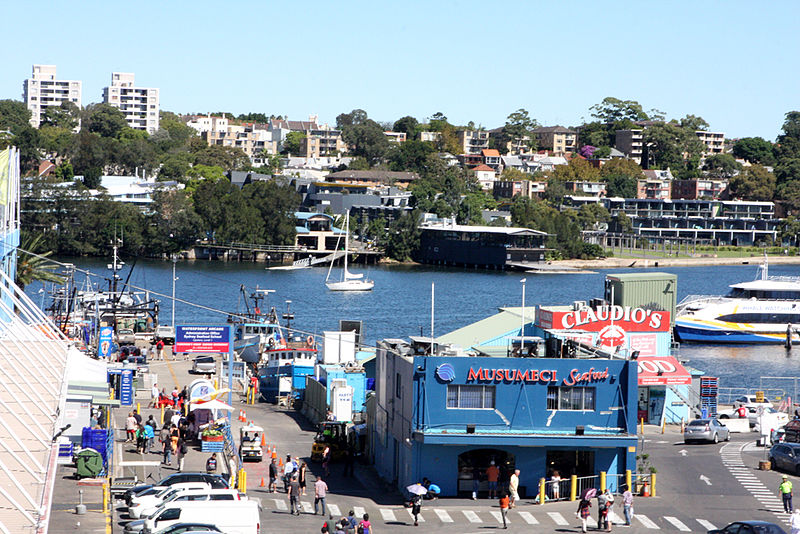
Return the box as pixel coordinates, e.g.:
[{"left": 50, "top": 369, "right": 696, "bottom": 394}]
[{"left": 603, "top": 272, "right": 677, "bottom": 325}]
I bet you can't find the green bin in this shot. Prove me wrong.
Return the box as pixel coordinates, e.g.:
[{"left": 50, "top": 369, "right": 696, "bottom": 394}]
[{"left": 74, "top": 448, "right": 103, "bottom": 479}]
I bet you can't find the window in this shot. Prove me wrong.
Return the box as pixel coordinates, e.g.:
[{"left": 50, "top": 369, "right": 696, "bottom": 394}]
[
  {"left": 210, "top": 494, "right": 234, "bottom": 500},
  {"left": 395, "top": 373, "right": 402, "bottom": 398},
  {"left": 547, "top": 387, "right": 596, "bottom": 411},
  {"left": 446, "top": 385, "right": 495, "bottom": 409}
]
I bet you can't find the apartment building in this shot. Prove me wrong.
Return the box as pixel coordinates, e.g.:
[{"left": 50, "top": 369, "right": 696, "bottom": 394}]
[
  {"left": 695, "top": 131, "right": 725, "bottom": 155},
  {"left": 420, "top": 131, "right": 442, "bottom": 143},
  {"left": 487, "top": 127, "right": 533, "bottom": 155},
  {"left": 384, "top": 131, "right": 407, "bottom": 144},
  {"left": 187, "top": 114, "right": 274, "bottom": 158},
  {"left": 532, "top": 126, "right": 577, "bottom": 155},
  {"left": 102, "top": 72, "right": 159, "bottom": 133},
  {"left": 671, "top": 177, "right": 728, "bottom": 200},
  {"left": 22, "top": 65, "right": 82, "bottom": 128},
  {"left": 268, "top": 118, "right": 346, "bottom": 158},
  {"left": 637, "top": 169, "right": 674, "bottom": 199},
  {"left": 493, "top": 179, "right": 547, "bottom": 199},
  {"left": 457, "top": 130, "right": 490, "bottom": 154},
  {"left": 616, "top": 127, "right": 726, "bottom": 166}
]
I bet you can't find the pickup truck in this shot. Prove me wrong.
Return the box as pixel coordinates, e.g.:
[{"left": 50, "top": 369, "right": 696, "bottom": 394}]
[
  {"left": 154, "top": 325, "right": 175, "bottom": 344},
  {"left": 117, "top": 328, "right": 136, "bottom": 345}
]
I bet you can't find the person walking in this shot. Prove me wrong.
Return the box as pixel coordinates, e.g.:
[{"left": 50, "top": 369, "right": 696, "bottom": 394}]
[
  {"left": 322, "top": 446, "right": 331, "bottom": 477},
  {"left": 781, "top": 475, "right": 794, "bottom": 513},
  {"left": 160, "top": 425, "right": 172, "bottom": 465},
  {"left": 135, "top": 424, "right": 146, "bottom": 454},
  {"left": 283, "top": 454, "right": 295, "bottom": 492},
  {"left": 125, "top": 412, "right": 136, "bottom": 442},
  {"left": 621, "top": 485, "right": 634, "bottom": 526},
  {"left": 486, "top": 461, "right": 499, "bottom": 499},
  {"left": 358, "top": 513, "right": 372, "bottom": 534},
  {"left": 471, "top": 465, "right": 481, "bottom": 500},
  {"left": 156, "top": 339, "right": 164, "bottom": 360},
  {"left": 791, "top": 508, "right": 800, "bottom": 534},
  {"left": 150, "top": 383, "right": 159, "bottom": 408},
  {"left": 576, "top": 498, "right": 592, "bottom": 533},
  {"left": 177, "top": 437, "right": 187, "bottom": 471},
  {"left": 143, "top": 420, "right": 155, "bottom": 453},
  {"left": 601, "top": 488, "right": 614, "bottom": 531},
  {"left": 597, "top": 488, "right": 610, "bottom": 531},
  {"left": 508, "top": 469, "right": 520, "bottom": 508},
  {"left": 498, "top": 490, "right": 509, "bottom": 529},
  {"left": 410, "top": 494, "right": 422, "bottom": 527},
  {"left": 288, "top": 474, "right": 301, "bottom": 515},
  {"left": 163, "top": 405, "right": 174, "bottom": 426},
  {"left": 268, "top": 457, "right": 278, "bottom": 493},
  {"left": 206, "top": 452, "right": 218, "bottom": 474},
  {"left": 299, "top": 461, "right": 308, "bottom": 496},
  {"left": 315, "top": 475, "right": 330, "bottom": 519}
]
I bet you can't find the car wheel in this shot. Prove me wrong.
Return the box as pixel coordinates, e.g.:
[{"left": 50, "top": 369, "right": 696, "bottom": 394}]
[
  {"left": 725, "top": 432, "right": 730, "bottom": 441},
  {"left": 720, "top": 414, "right": 729, "bottom": 419},
  {"left": 770, "top": 457, "right": 776, "bottom": 469},
  {"left": 713, "top": 433, "right": 719, "bottom": 444}
]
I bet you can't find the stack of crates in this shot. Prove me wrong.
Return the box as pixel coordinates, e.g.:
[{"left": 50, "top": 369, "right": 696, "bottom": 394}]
[
  {"left": 81, "top": 428, "right": 108, "bottom": 463},
  {"left": 700, "top": 377, "right": 719, "bottom": 417}
]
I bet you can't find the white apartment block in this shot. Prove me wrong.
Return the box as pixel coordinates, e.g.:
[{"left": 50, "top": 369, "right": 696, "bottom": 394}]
[
  {"left": 102, "top": 73, "right": 160, "bottom": 134},
  {"left": 187, "top": 114, "right": 276, "bottom": 159},
  {"left": 22, "top": 64, "right": 82, "bottom": 128},
  {"left": 695, "top": 131, "right": 725, "bottom": 156}
]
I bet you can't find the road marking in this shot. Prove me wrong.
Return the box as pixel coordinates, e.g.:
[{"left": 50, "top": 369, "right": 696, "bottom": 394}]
[
  {"left": 328, "top": 504, "right": 340, "bottom": 517},
  {"left": 462, "top": 510, "right": 481, "bottom": 523},
  {"left": 699, "top": 474, "right": 712, "bottom": 485},
  {"left": 406, "top": 509, "right": 425, "bottom": 522},
  {"left": 301, "top": 501, "right": 313, "bottom": 514},
  {"left": 434, "top": 508, "right": 453, "bottom": 522},
  {"left": 380, "top": 508, "right": 396, "bottom": 522},
  {"left": 697, "top": 519, "right": 716, "bottom": 530},
  {"left": 635, "top": 513, "right": 660, "bottom": 529},
  {"left": 548, "top": 511, "right": 569, "bottom": 525},
  {"left": 517, "top": 511, "right": 538, "bottom": 524},
  {"left": 490, "top": 511, "right": 507, "bottom": 524},
  {"left": 664, "top": 516, "right": 691, "bottom": 531},
  {"left": 353, "top": 506, "right": 366, "bottom": 518},
  {"left": 610, "top": 510, "right": 625, "bottom": 524},
  {"left": 273, "top": 498, "right": 287, "bottom": 510},
  {"left": 679, "top": 449, "right": 687, "bottom": 456}
]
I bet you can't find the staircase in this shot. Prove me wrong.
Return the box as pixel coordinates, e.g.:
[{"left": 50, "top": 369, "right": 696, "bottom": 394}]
[{"left": 668, "top": 384, "right": 704, "bottom": 418}]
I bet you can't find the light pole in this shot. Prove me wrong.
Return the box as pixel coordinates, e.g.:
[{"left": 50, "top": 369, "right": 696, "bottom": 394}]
[
  {"left": 520, "top": 278, "right": 527, "bottom": 353},
  {"left": 171, "top": 254, "right": 178, "bottom": 327}
]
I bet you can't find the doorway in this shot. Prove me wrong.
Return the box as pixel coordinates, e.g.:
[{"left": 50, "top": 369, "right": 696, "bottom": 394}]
[
  {"left": 545, "top": 449, "right": 595, "bottom": 479},
  {"left": 457, "top": 449, "right": 515, "bottom": 496}
]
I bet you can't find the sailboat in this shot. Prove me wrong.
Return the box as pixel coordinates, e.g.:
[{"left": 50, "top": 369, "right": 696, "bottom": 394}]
[{"left": 325, "top": 212, "right": 374, "bottom": 291}]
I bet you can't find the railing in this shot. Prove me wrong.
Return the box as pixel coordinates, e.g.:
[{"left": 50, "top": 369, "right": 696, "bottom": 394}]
[
  {"left": 717, "top": 387, "right": 788, "bottom": 405},
  {"left": 201, "top": 241, "right": 305, "bottom": 253}
]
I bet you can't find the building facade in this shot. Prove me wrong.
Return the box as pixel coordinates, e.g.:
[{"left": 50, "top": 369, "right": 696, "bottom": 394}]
[
  {"left": 22, "top": 64, "right": 82, "bottom": 129},
  {"left": 533, "top": 126, "right": 577, "bottom": 155},
  {"left": 457, "top": 130, "right": 490, "bottom": 155},
  {"left": 102, "top": 72, "right": 159, "bottom": 133}
]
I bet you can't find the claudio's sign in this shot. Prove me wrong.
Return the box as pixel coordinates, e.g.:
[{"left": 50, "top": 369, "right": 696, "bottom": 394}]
[
  {"left": 466, "top": 366, "right": 611, "bottom": 386},
  {"left": 537, "top": 305, "right": 670, "bottom": 332}
]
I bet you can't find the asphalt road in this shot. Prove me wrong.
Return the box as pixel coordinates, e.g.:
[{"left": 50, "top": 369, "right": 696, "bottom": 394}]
[{"left": 114, "top": 356, "right": 798, "bottom": 533}]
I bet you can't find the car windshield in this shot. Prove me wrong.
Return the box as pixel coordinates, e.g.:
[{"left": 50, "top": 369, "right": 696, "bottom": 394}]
[
  {"left": 689, "top": 419, "right": 709, "bottom": 426},
  {"left": 196, "top": 357, "right": 214, "bottom": 363}
]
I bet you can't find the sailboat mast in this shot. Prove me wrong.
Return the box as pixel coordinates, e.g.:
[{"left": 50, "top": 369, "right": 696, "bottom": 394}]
[{"left": 343, "top": 211, "right": 349, "bottom": 277}]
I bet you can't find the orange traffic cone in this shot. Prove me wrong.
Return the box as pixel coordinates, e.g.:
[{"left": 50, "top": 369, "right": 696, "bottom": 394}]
[
  {"left": 642, "top": 482, "right": 650, "bottom": 497},
  {"left": 272, "top": 448, "right": 277, "bottom": 459},
  {"left": 279, "top": 457, "right": 283, "bottom": 467},
  {"left": 259, "top": 477, "right": 266, "bottom": 487},
  {"left": 261, "top": 433, "right": 266, "bottom": 447}
]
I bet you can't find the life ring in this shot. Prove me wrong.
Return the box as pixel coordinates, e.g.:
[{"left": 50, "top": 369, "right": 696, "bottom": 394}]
[{"left": 306, "top": 336, "right": 314, "bottom": 347}]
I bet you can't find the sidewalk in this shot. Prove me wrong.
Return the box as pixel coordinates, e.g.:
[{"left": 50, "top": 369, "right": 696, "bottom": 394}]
[{"left": 48, "top": 465, "right": 109, "bottom": 534}]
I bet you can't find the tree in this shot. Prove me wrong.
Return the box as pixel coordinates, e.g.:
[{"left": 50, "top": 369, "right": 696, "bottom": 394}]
[
  {"left": 616, "top": 211, "right": 633, "bottom": 233},
  {"left": 776, "top": 158, "right": 800, "bottom": 185},
  {"left": 0, "top": 100, "right": 32, "bottom": 133},
  {"left": 500, "top": 168, "right": 530, "bottom": 181},
  {"left": 69, "top": 131, "right": 108, "bottom": 187},
  {"left": 192, "top": 144, "right": 249, "bottom": 170},
  {"left": 40, "top": 101, "right": 80, "bottom": 130},
  {"left": 237, "top": 112, "right": 270, "bottom": 123},
  {"left": 387, "top": 139, "right": 435, "bottom": 173},
  {"left": 732, "top": 137, "right": 775, "bottom": 165},
  {"left": 600, "top": 158, "right": 644, "bottom": 180},
  {"left": 605, "top": 174, "right": 638, "bottom": 198},
  {"left": 543, "top": 177, "right": 568, "bottom": 205},
  {"left": 187, "top": 164, "right": 225, "bottom": 181},
  {"left": 392, "top": 116, "right": 419, "bottom": 140},
  {"left": 679, "top": 114, "right": 709, "bottom": 131},
  {"left": 146, "top": 190, "right": 203, "bottom": 253},
  {"left": 590, "top": 97, "right": 649, "bottom": 123},
  {"left": 726, "top": 164, "right": 776, "bottom": 201},
  {"left": 780, "top": 216, "right": 800, "bottom": 246},
  {"left": 644, "top": 122, "right": 705, "bottom": 177},
  {"left": 282, "top": 131, "right": 305, "bottom": 155},
  {"left": 703, "top": 154, "right": 741, "bottom": 179},
  {"left": 780, "top": 111, "right": 800, "bottom": 141},
  {"left": 158, "top": 152, "right": 193, "bottom": 181},
  {"left": 777, "top": 180, "right": 800, "bottom": 214},
  {"left": 336, "top": 109, "right": 368, "bottom": 128},
  {"left": 578, "top": 121, "right": 614, "bottom": 149},
  {"left": 241, "top": 180, "right": 300, "bottom": 245},
  {"left": 494, "top": 109, "right": 538, "bottom": 154},
  {"left": 348, "top": 157, "right": 370, "bottom": 170},
  {"left": 341, "top": 118, "right": 390, "bottom": 164},
  {"left": 85, "top": 103, "right": 129, "bottom": 138},
  {"left": 15, "top": 232, "right": 65, "bottom": 291},
  {"left": 382, "top": 210, "right": 421, "bottom": 261},
  {"left": 550, "top": 158, "right": 601, "bottom": 182},
  {"left": 576, "top": 203, "right": 611, "bottom": 230},
  {"left": 38, "top": 125, "right": 74, "bottom": 156}
]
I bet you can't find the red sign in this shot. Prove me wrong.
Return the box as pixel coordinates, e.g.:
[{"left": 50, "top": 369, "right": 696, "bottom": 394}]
[
  {"left": 466, "top": 366, "right": 611, "bottom": 386},
  {"left": 537, "top": 306, "right": 670, "bottom": 333},
  {"left": 629, "top": 334, "right": 657, "bottom": 357},
  {"left": 637, "top": 357, "right": 691, "bottom": 386}
]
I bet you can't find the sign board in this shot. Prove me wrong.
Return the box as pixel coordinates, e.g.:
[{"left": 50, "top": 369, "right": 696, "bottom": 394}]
[
  {"left": 756, "top": 391, "right": 765, "bottom": 403},
  {"left": 189, "top": 379, "right": 214, "bottom": 402},
  {"left": 537, "top": 306, "right": 670, "bottom": 333},
  {"left": 98, "top": 326, "right": 114, "bottom": 359},
  {"left": 174, "top": 325, "right": 231, "bottom": 353},
  {"left": 221, "top": 360, "right": 246, "bottom": 382},
  {"left": 120, "top": 369, "right": 133, "bottom": 406},
  {"left": 629, "top": 333, "right": 658, "bottom": 357},
  {"left": 637, "top": 356, "right": 692, "bottom": 386}
]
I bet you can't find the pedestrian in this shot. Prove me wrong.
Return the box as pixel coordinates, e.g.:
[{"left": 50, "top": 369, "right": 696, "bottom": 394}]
[
  {"left": 150, "top": 340, "right": 158, "bottom": 360},
  {"left": 576, "top": 498, "right": 592, "bottom": 533},
  {"left": 144, "top": 420, "right": 155, "bottom": 453},
  {"left": 136, "top": 424, "right": 146, "bottom": 454},
  {"left": 205, "top": 452, "right": 218, "bottom": 474},
  {"left": 132, "top": 409, "right": 142, "bottom": 425},
  {"left": 471, "top": 465, "right": 481, "bottom": 500},
  {"left": 322, "top": 446, "right": 331, "bottom": 477},
  {"left": 347, "top": 510, "right": 358, "bottom": 532},
  {"left": 411, "top": 494, "right": 422, "bottom": 526},
  {"left": 358, "top": 513, "right": 372, "bottom": 534},
  {"left": 170, "top": 425, "right": 179, "bottom": 460},
  {"left": 171, "top": 387, "right": 180, "bottom": 409},
  {"left": 550, "top": 470, "right": 561, "bottom": 500},
  {"left": 791, "top": 508, "right": 800, "bottom": 534},
  {"left": 177, "top": 437, "right": 187, "bottom": 471},
  {"left": 509, "top": 469, "right": 520, "bottom": 508},
  {"left": 597, "top": 487, "right": 610, "bottom": 530},
  {"left": 150, "top": 382, "right": 159, "bottom": 408},
  {"left": 156, "top": 339, "right": 164, "bottom": 360},
  {"left": 498, "top": 490, "right": 509, "bottom": 529},
  {"left": 283, "top": 454, "right": 295, "bottom": 492},
  {"left": 163, "top": 405, "right": 174, "bottom": 426},
  {"left": 315, "top": 475, "right": 330, "bottom": 519},
  {"left": 601, "top": 488, "right": 614, "bottom": 531},
  {"left": 621, "top": 484, "right": 634, "bottom": 526},
  {"left": 125, "top": 412, "right": 136, "bottom": 442},
  {"left": 288, "top": 474, "right": 301, "bottom": 515},
  {"left": 268, "top": 457, "right": 278, "bottom": 493},
  {"left": 160, "top": 425, "right": 172, "bottom": 465},
  {"left": 170, "top": 410, "right": 182, "bottom": 429},
  {"left": 486, "top": 460, "right": 499, "bottom": 499},
  {"left": 299, "top": 461, "right": 308, "bottom": 496},
  {"left": 781, "top": 475, "right": 794, "bottom": 513}
]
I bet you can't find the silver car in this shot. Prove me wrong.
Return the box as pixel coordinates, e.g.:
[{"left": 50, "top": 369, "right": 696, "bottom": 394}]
[
  {"left": 684, "top": 418, "right": 730, "bottom": 444},
  {"left": 191, "top": 354, "right": 216, "bottom": 374}
]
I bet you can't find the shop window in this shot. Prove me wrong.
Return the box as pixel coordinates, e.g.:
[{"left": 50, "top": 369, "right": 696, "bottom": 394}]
[
  {"left": 446, "top": 385, "right": 495, "bottom": 409},
  {"left": 547, "top": 386, "right": 596, "bottom": 411}
]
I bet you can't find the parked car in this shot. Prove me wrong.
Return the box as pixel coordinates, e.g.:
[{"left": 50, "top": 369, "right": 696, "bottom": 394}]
[
  {"left": 118, "top": 327, "right": 137, "bottom": 344},
  {"left": 130, "top": 483, "right": 211, "bottom": 518},
  {"left": 781, "top": 418, "right": 800, "bottom": 443},
  {"left": 132, "top": 487, "right": 242, "bottom": 520},
  {"left": 707, "top": 520, "right": 787, "bottom": 534},
  {"left": 155, "top": 325, "right": 176, "bottom": 344},
  {"left": 125, "top": 355, "right": 149, "bottom": 373},
  {"left": 734, "top": 395, "right": 774, "bottom": 409},
  {"left": 684, "top": 418, "right": 730, "bottom": 444},
  {"left": 152, "top": 524, "right": 222, "bottom": 534},
  {"left": 769, "top": 442, "right": 800, "bottom": 475},
  {"left": 123, "top": 473, "right": 229, "bottom": 507},
  {"left": 191, "top": 354, "right": 216, "bottom": 375},
  {"left": 139, "top": 500, "right": 260, "bottom": 534}
]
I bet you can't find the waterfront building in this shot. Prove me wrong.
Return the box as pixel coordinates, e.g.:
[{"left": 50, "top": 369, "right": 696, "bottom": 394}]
[
  {"left": 97, "top": 175, "right": 182, "bottom": 211},
  {"left": 616, "top": 126, "right": 726, "bottom": 167},
  {"left": 532, "top": 126, "right": 577, "bottom": 155},
  {"left": 325, "top": 170, "right": 419, "bottom": 189},
  {"left": 102, "top": 72, "right": 159, "bottom": 133},
  {"left": 372, "top": 306, "right": 639, "bottom": 497},
  {"left": 294, "top": 212, "right": 343, "bottom": 252},
  {"left": 22, "top": 64, "right": 82, "bottom": 129},
  {"left": 417, "top": 220, "right": 548, "bottom": 268},
  {"left": 671, "top": 177, "right": 728, "bottom": 200},
  {"left": 564, "top": 180, "right": 606, "bottom": 197},
  {"left": 188, "top": 115, "right": 275, "bottom": 160}
]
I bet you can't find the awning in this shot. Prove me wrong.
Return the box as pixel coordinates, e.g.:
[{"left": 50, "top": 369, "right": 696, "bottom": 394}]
[{"left": 637, "top": 356, "right": 692, "bottom": 386}]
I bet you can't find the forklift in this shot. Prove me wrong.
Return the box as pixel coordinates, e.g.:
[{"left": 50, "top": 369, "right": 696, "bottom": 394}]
[{"left": 310, "top": 421, "right": 352, "bottom": 462}]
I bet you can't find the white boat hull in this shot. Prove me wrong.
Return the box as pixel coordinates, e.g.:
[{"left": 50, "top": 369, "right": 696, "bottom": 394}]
[{"left": 326, "top": 279, "right": 374, "bottom": 291}]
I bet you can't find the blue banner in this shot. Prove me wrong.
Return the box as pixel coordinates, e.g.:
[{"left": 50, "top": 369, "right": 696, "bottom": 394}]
[{"left": 98, "top": 326, "right": 114, "bottom": 358}]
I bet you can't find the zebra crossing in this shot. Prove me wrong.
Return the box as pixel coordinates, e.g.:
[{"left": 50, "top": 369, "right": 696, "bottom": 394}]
[
  {"left": 268, "top": 498, "right": 716, "bottom": 530},
  {"left": 720, "top": 442, "right": 790, "bottom": 523}
]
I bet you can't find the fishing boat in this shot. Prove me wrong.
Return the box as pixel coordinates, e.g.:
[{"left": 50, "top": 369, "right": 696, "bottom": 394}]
[
  {"left": 325, "top": 212, "right": 374, "bottom": 291},
  {"left": 675, "top": 256, "right": 800, "bottom": 344}
]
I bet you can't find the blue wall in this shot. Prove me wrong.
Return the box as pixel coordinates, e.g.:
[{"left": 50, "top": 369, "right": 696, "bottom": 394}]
[{"left": 320, "top": 365, "right": 367, "bottom": 412}]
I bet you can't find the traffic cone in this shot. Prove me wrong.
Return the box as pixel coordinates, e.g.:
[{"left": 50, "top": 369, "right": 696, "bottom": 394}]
[
  {"left": 261, "top": 433, "right": 266, "bottom": 447},
  {"left": 279, "top": 457, "right": 283, "bottom": 467},
  {"left": 272, "top": 448, "right": 277, "bottom": 459},
  {"left": 259, "top": 477, "right": 265, "bottom": 487},
  {"left": 642, "top": 481, "right": 650, "bottom": 497}
]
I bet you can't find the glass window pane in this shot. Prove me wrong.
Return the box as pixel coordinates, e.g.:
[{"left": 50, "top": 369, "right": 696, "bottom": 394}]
[
  {"left": 559, "top": 388, "right": 570, "bottom": 410},
  {"left": 461, "top": 386, "right": 482, "bottom": 409},
  {"left": 569, "top": 388, "right": 582, "bottom": 410},
  {"left": 447, "top": 386, "right": 457, "bottom": 408},
  {"left": 547, "top": 387, "right": 558, "bottom": 410},
  {"left": 483, "top": 386, "right": 495, "bottom": 409},
  {"left": 584, "top": 388, "right": 596, "bottom": 410}
]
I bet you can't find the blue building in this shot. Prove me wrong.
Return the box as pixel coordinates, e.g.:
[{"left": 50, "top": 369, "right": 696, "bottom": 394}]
[{"left": 372, "top": 331, "right": 638, "bottom": 497}]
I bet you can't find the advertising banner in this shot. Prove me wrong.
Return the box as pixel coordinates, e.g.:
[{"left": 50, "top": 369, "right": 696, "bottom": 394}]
[
  {"left": 174, "top": 325, "right": 231, "bottom": 353},
  {"left": 98, "top": 326, "right": 113, "bottom": 359}
]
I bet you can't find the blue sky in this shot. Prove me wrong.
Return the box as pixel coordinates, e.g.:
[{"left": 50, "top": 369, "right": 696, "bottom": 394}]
[{"left": 4, "top": 1, "right": 798, "bottom": 140}]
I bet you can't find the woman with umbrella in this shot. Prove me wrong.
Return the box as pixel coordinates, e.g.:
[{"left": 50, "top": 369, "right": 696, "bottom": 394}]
[
  {"left": 406, "top": 484, "right": 426, "bottom": 526},
  {"left": 576, "top": 488, "right": 595, "bottom": 534}
]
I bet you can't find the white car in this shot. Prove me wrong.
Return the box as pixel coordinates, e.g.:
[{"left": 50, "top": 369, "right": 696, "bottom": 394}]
[
  {"left": 735, "top": 395, "right": 773, "bottom": 409},
  {"left": 191, "top": 354, "right": 217, "bottom": 374},
  {"left": 133, "top": 488, "right": 243, "bottom": 519},
  {"left": 129, "top": 483, "right": 210, "bottom": 518}
]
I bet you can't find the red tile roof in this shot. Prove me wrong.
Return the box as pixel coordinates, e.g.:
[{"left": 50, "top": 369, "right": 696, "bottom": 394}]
[
  {"left": 482, "top": 149, "right": 501, "bottom": 157},
  {"left": 473, "top": 164, "right": 495, "bottom": 172}
]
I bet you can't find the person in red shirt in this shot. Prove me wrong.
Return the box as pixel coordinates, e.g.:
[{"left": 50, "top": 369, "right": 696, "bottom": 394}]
[
  {"left": 499, "top": 491, "right": 510, "bottom": 529},
  {"left": 486, "top": 461, "right": 500, "bottom": 499}
]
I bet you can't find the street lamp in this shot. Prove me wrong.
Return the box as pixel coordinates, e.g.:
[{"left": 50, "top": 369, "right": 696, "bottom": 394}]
[{"left": 520, "top": 278, "right": 527, "bottom": 353}]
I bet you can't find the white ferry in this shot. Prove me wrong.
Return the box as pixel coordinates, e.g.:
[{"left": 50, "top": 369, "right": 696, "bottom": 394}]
[{"left": 675, "top": 258, "right": 800, "bottom": 344}]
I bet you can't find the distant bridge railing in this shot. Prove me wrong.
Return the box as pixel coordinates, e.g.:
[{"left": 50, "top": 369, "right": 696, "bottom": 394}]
[{"left": 198, "top": 241, "right": 305, "bottom": 253}]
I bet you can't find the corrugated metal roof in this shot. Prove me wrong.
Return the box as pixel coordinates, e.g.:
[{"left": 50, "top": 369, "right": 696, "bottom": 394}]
[{"left": 436, "top": 306, "right": 536, "bottom": 351}]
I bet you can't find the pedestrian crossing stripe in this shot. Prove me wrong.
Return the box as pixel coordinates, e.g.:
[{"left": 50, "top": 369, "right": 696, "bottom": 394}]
[
  {"left": 664, "top": 515, "right": 691, "bottom": 531},
  {"left": 697, "top": 519, "right": 716, "bottom": 530},
  {"left": 379, "top": 508, "right": 395, "bottom": 521},
  {"left": 635, "top": 513, "right": 660, "bottom": 529},
  {"left": 406, "top": 508, "right": 424, "bottom": 522},
  {"left": 434, "top": 508, "right": 453, "bottom": 522},
  {"left": 489, "top": 510, "right": 507, "bottom": 524},
  {"left": 548, "top": 511, "right": 569, "bottom": 525},
  {"left": 517, "top": 511, "right": 538, "bottom": 524},
  {"left": 301, "top": 501, "right": 314, "bottom": 514},
  {"left": 273, "top": 498, "right": 287, "bottom": 510},
  {"left": 462, "top": 510, "right": 481, "bottom": 523},
  {"left": 353, "top": 506, "right": 365, "bottom": 517},
  {"left": 328, "top": 504, "right": 341, "bottom": 517}
]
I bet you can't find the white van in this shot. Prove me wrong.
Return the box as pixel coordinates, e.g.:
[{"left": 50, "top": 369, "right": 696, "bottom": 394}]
[
  {"left": 142, "top": 499, "right": 260, "bottom": 534},
  {"left": 134, "top": 488, "right": 243, "bottom": 520},
  {"left": 130, "top": 483, "right": 211, "bottom": 518}
]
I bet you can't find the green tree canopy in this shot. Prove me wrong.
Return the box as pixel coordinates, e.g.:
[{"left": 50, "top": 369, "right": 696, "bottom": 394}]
[
  {"left": 282, "top": 131, "right": 305, "bottom": 155},
  {"left": 40, "top": 101, "right": 80, "bottom": 130},
  {"left": 85, "top": 103, "right": 129, "bottom": 138},
  {"left": 726, "top": 164, "right": 776, "bottom": 201},
  {"left": 392, "top": 116, "right": 419, "bottom": 140},
  {"left": 732, "top": 137, "right": 775, "bottom": 165},
  {"left": 590, "top": 97, "right": 649, "bottom": 123},
  {"left": 703, "top": 153, "right": 741, "bottom": 179},
  {"left": 604, "top": 174, "right": 638, "bottom": 198}
]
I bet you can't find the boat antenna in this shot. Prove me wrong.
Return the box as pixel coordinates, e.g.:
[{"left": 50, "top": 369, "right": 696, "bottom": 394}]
[
  {"left": 430, "top": 282, "right": 435, "bottom": 355},
  {"left": 763, "top": 251, "right": 768, "bottom": 281}
]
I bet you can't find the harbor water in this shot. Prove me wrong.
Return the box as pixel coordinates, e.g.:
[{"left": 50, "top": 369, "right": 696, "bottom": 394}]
[{"left": 30, "top": 259, "right": 800, "bottom": 395}]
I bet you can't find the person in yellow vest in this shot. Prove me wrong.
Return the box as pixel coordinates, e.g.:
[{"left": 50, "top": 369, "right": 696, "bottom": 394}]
[{"left": 780, "top": 475, "right": 794, "bottom": 513}]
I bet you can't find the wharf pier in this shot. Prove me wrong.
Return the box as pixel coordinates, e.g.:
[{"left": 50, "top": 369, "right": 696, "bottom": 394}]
[{"left": 189, "top": 240, "right": 382, "bottom": 265}]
